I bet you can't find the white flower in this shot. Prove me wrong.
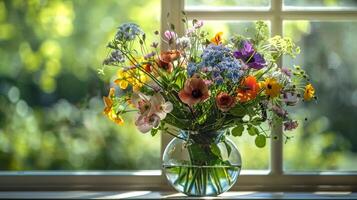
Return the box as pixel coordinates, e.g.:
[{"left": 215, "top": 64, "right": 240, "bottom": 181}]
[{"left": 176, "top": 36, "right": 190, "bottom": 49}]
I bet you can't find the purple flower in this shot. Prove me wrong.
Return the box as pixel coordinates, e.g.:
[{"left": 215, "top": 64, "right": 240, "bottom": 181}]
[
  {"left": 272, "top": 105, "right": 288, "bottom": 119},
  {"left": 281, "top": 67, "right": 292, "bottom": 77},
  {"left": 284, "top": 120, "right": 299, "bottom": 131},
  {"left": 233, "top": 40, "right": 266, "bottom": 70}
]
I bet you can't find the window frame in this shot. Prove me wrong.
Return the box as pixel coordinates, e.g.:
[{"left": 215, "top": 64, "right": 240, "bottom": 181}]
[{"left": 1, "top": 0, "right": 357, "bottom": 191}]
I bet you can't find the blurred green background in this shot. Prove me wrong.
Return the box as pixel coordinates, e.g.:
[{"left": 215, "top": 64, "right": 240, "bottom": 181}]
[
  {"left": 0, "top": 0, "right": 161, "bottom": 170},
  {"left": 1, "top": 0, "right": 357, "bottom": 171}
]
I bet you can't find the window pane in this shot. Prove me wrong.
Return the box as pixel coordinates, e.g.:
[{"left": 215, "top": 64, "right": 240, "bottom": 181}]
[
  {"left": 0, "top": 0, "right": 161, "bottom": 170},
  {"left": 193, "top": 21, "right": 271, "bottom": 170},
  {"left": 283, "top": 21, "right": 357, "bottom": 171},
  {"left": 284, "top": 0, "right": 357, "bottom": 8},
  {"left": 185, "top": 0, "right": 270, "bottom": 9}
]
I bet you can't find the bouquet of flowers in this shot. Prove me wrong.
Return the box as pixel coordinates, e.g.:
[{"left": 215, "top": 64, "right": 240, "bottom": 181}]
[{"left": 101, "top": 16, "right": 316, "bottom": 196}]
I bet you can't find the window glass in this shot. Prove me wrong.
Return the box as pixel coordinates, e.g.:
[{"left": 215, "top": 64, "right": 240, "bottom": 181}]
[
  {"left": 283, "top": 21, "right": 357, "bottom": 171},
  {"left": 284, "top": 0, "right": 357, "bottom": 8},
  {"left": 194, "top": 21, "right": 271, "bottom": 170},
  {"left": 0, "top": 0, "right": 161, "bottom": 170},
  {"left": 185, "top": 0, "right": 270, "bottom": 9}
]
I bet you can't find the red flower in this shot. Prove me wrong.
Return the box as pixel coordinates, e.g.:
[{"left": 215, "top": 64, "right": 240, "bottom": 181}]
[
  {"left": 237, "top": 76, "right": 260, "bottom": 102},
  {"left": 178, "top": 77, "right": 210, "bottom": 106},
  {"left": 216, "top": 92, "right": 236, "bottom": 112}
]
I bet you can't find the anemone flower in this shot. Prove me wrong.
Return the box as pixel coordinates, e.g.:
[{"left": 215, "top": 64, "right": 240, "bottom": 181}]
[
  {"left": 237, "top": 76, "right": 260, "bottom": 102},
  {"left": 233, "top": 40, "right": 266, "bottom": 70},
  {"left": 178, "top": 77, "right": 210, "bottom": 106}
]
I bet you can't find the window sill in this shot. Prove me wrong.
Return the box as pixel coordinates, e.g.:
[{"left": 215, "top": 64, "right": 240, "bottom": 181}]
[{"left": 0, "top": 191, "right": 356, "bottom": 199}]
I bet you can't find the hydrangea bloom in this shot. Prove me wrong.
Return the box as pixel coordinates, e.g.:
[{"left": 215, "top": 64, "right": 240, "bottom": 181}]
[
  {"left": 116, "top": 23, "right": 144, "bottom": 41},
  {"left": 190, "top": 44, "right": 243, "bottom": 83}
]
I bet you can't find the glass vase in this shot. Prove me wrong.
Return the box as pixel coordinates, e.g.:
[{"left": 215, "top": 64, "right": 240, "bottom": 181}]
[{"left": 162, "top": 130, "right": 242, "bottom": 196}]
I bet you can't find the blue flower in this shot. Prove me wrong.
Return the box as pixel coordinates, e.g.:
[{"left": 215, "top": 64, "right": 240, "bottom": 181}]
[
  {"left": 103, "top": 50, "right": 125, "bottom": 65},
  {"left": 187, "top": 62, "right": 198, "bottom": 77},
  {"left": 197, "top": 44, "right": 243, "bottom": 83},
  {"left": 116, "top": 23, "right": 144, "bottom": 41}
]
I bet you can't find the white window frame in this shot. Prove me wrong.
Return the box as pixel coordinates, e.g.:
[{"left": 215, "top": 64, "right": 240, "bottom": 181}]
[{"left": 0, "top": 0, "right": 357, "bottom": 191}]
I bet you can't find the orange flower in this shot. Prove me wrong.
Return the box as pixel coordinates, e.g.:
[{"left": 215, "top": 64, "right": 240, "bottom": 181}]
[
  {"left": 237, "top": 76, "right": 260, "bottom": 102},
  {"left": 156, "top": 50, "right": 180, "bottom": 73},
  {"left": 304, "top": 83, "right": 315, "bottom": 101},
  {"left": 178, "top": 77, "right": 210, "bottom": 106},
  {"left": 211, "top": 32, "right": 223, "bottom": 45},
  {"left": 103, "top": 88, "right": 124, "bottom": 125},
  {"left": 216, "top": 92, "right": 236, "bottom": 112}
]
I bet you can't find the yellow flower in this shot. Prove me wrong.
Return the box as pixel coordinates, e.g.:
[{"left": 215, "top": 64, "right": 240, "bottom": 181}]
[
  {"left": 114, "top": 68, "right": 148, "bottom": 91},
  {"left": 211, "top": 32, "right": 223, "bottom": 45},
  {"left": 103, "top": 88, "right": 124, "bottom": 125},
  {"left": 263, "top": 78, "right": 282, "bottom": 98},
  {"left": 304, "top": 83, "right": 315, "bottom": 101}
]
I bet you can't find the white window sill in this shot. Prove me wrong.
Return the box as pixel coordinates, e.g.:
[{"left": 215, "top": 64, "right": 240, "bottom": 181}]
[{"left": 0, "top": 191, "right": 356, "bottom": 199}]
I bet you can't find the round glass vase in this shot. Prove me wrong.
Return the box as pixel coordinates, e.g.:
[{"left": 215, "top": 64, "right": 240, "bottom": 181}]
[{"left": 162, "top": 130, "right": 242, "bottom": 197}]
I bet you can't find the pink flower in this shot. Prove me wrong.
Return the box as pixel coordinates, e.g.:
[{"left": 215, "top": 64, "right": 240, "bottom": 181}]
[
  {"left": 194, "top": 20, "right": 204, "bottom": 29},
  {"left": 148, "top": 93, "right": 173, "bottom": 120},
  {"left": 178, "top": 77, "right": 210, "bottom": 106},
  {"left": 164, "top": 30, "right": 177, "bottom": 40},
  {"left": 135, "top": 114, "right": 160, "bottom": 133}
]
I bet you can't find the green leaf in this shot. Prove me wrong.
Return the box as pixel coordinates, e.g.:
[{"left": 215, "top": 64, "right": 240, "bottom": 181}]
[
  {"left": 210, "top": 143, "right": 221, "bottom": 159},
  {"left": 231, "top": 124, "right": 244, "bottom": 137},
  {"left": 248, "top": 125, "right": 259, "bottom": 136},
  {"left": 255, "top": 134, "right": 266, "bottom": 148},
  {"left": 229, "top": 105, "right": 246, "bottom": 117},
  {"left": 223, "top": 141, "right": 232, "bottom": 157},
  {"left": 151, "top": 128, "right": 159, "bottom": 136}
]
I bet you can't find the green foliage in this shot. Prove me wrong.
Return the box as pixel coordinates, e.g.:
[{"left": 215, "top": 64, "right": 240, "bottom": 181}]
[
  {"left": 231, "top": 124, "right": 244, "bottom": 137},
  {"left": 255, "top": 135, "right": 266, "bottom": 148}
]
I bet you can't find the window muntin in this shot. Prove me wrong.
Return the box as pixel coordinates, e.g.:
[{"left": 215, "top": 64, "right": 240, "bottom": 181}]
[{"left": 185, "top": 0, "right": 270, "bottom": 9}]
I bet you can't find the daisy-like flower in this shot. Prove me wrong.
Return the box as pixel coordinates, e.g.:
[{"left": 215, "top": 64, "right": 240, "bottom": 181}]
[
  {"left": 216, "top": 92, "right": 236, "bottom": 112},
  {"left": 178, "top": 77, "right": 210, "bottom": 106},
  {"left": 210, "top": 32, "right": 223, "bottom": 45},
  {"left": 237, "top": 76, "right": 260, "bottom": 102},
  {"left": 103, "top": 88, "right": 124, "bottom": 125},
  {"left": 304, "top": 83, "right": 315, "bottom": 101},
  {"left": 263, "top": 78, "right": 282, "bottom": 98}
]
